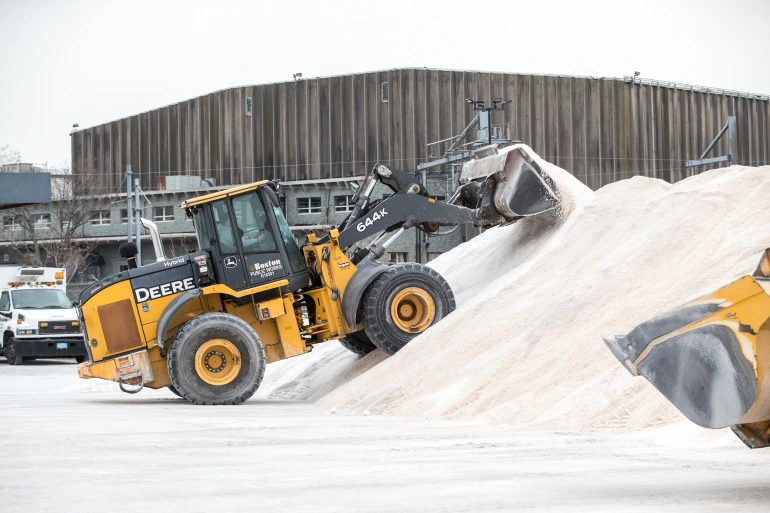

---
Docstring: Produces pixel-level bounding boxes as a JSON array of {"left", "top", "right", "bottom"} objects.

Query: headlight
[{"left": 17, "top": 329, "right": 37, "bottom": 335}]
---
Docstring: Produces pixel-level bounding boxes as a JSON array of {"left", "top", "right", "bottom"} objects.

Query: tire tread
[
  {"left": 361, "top": 263, "right": 455, "bottom": 355},
  {"left": 167, "top": 312, "right": 266, "bottom": 405}
]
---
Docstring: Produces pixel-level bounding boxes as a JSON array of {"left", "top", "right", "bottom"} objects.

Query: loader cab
[{"left": 187, "top": 183, "right": 309, "bottom": 293}]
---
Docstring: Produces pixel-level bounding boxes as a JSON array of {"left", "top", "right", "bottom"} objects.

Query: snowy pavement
[{"left": 2, "top": 359, "right": 770, "bottom": 512}]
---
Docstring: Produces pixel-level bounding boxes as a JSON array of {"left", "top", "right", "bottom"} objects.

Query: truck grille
[{"left": 39, "top": 321, "right": 81, "bottom": 335}]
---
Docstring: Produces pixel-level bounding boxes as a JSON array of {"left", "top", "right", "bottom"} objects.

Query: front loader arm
[{"left": 336, "top": 193, "right": 481, "bottom": 249}]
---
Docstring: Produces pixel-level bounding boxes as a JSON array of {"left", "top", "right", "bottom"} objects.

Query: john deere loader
[
  {"left": 604, "top": 248, "right": 770, "bottom": 448},
  {"left": 77, "top": 145, "right": 560, "bottom": 405}
]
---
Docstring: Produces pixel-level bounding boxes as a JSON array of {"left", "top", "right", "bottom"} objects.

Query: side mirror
[
  {"left": 119, "top": 242, "right": 139, "bottom": 270},
  {"left": 0, "top": 311, "right": 10, "bottom": 318}
]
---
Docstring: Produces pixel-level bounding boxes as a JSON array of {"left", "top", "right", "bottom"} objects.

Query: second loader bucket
[
  {"left": 456, "top": 145, "right": 559, "bottom": 225},
  {"left": 604, "top": 248, "right": 770, "bottom": 448}
]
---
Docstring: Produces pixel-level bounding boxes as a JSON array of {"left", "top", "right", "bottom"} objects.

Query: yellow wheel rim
[
  {"left": 390, "top": 287, "right": 436, "bottom": 334},
  {"left": 194, "top": 339, "right": 242, "bottom": 386}
]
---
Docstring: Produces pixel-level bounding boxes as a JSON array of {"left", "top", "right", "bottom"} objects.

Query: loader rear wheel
[
  {"left": 167, "top": 313, "right": 266, "bottom": 405},
  {"left": 339, "top": 331, "right": 377, "bottom": 357},
  {"left": 361, "top": 263, "right": 455, "bottom": 355},
  {"left": 4, "top": 338, "right": 23, "bottom": 366}
]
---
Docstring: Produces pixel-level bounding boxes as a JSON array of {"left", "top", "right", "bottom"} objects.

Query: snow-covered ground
[{"left": 3, "top": 359, "right": 770, "bottom": 513}]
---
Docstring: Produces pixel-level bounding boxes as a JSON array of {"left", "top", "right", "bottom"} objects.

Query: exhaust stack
[{"left": 140, "top": 217, "right": 166, "bottom": 262}]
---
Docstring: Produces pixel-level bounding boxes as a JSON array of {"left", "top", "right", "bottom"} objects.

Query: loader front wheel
[
  {"left": 167, "top": 313, "right": 266, "bottom": 405},
  {"left": 339, "top": 331, "right": 377, "bottom": 357},
  {"left": 361, "top": 263, "right": 455, "bottom": 355}
]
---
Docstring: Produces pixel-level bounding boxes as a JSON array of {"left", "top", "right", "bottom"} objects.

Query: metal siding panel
[
  {"left": 543, "top": 76, "right": 557, "bottom": 167},
  {"left": 341, "top": 75, "right": 354, "bottom": 178},
  {"left": 318, "top": 79, "right": 330, "bottom": 179},
  {"left": 261, "top": 85, "right": 274, "bottom": 182},
  {"left": 368, "top": 72, "right": 382, "bottom": 168},
  {"left": 329, "top": 76, "right": 342, "bottom": 178},
  {"left": 587, "top": 78, "right": 602, "bottom": 189},
  {"left": 353, "top": 73, "right": 367, "bottom": 174},
  {"left": 251, "top": 86, "right": 263, "bottom": 182},
  {"left": 307, "top": 80, "right": 318, "bottom": 180},
  {"left": 273, "top": 83, "right": 286, "bottom": 181}
]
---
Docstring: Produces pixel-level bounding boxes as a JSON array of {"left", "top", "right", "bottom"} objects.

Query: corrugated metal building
[{"left": 71, "top": 68, "right": 769, "bottom": 192}]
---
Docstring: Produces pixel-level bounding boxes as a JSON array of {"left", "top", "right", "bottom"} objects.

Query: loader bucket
[
  {"left": 604, "top": 248, "right": 770, "bottom": 447},
  {"left": 458, "top": 145, "right": 559, "bottom": 224}
]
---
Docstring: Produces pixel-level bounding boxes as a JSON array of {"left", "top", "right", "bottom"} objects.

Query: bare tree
[
  {"left": 4, "top": 166, "right": 110, "bottom": 283},
  {"left": 0, "top": 144, "right": 21, "bottom": 169},
  {"left": 166, "top": 234, "right": 196, "bottom": 258}
]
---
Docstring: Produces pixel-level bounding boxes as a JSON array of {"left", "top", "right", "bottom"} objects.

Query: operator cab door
[
  {"left": 231, "top": 191, "right": 287, "bottom": 287},
  {"left": 210, "top": 192, "right": 287, "bottom": 291}
]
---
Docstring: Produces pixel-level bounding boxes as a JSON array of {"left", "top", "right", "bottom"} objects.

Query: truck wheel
[
  {"left": 361, "top": 263, "right": 455, "bottom": 355},
  {"left": 4, "top": 338, "right": 23, "bottom": 366},
  {"left": 75, "top": 355, "right": 87, "bottom": 364},
  {"left": 339, "top": 331, "right": 377, "bottom": 357},
  {"left": 167, "top": 312, "right": 266, "bottom": 405},
  {"left": 167, "top": 384, "right": 182, "bottom": 397}
]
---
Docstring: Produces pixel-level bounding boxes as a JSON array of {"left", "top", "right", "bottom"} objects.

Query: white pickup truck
[{"left": 0, "top": 267, "right": 87, "bottom": 365}]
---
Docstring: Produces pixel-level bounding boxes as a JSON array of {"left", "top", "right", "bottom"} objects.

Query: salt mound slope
[
  {"left": 257, "top": 146, "right": 590, "bottom": 401},
  {"left": 317, "top": 162, "right": 770, "bottom": 433}
]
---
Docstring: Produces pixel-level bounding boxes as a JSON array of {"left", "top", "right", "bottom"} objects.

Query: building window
[
  {"left": 91, "top": 210, "right": 111, "bottom": 226},
  {"left": 388, "top": 252, "right": 407, "bottom": 264},
  {"left": 381, "top": 82, "right": 389, "bottom": 103},
  {"left": 153, "top": 206, "right": 175, "bottom": 223},
  {"left": 334, "top": 195, "right": 354, "bottom": 213},
  {"left": 3, "top": 217, "right": 21, "bottom": 232},
  {"left": 59, "top": 214, "right": 71, "bottom": 232},
  {"left": 297, "top": 197, "right": 322, "bottom": 215},
  {"left": 121, "top": 209, "right": 128, "bottom": 224},
  {"left": 245, "top": 97, "right": 252, "bottom": 116},
  {"left": 427, "top": 252, "right": 443, "bottom": 262},
  {"left": 33, "top": 213, "right": 51, "bottom": 230}
]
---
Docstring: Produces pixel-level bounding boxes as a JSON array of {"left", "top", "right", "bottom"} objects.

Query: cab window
[
  {"left": 231, "top": 192, "right": 277, "bottom": 254},
  {"left": 271, "top": 203, "right": 306, "bottom": 273},
  {"left": 212, "top": 200, "right": 237, "bottom": 255},
  {"left": 192, "top": 208, "right": 210, "bottom": 251},
  {"left": 0, "top": 291, "right": 9, "bottom": 312}
]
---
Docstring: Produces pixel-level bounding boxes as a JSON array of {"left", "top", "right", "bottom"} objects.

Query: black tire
[
  {"left": 75, "top": 355, "right": 87, "bottom": 364},
  {"left": 167, "top": 384, "right": 182, "bottom": 397},
  {"left": 361, "top": 263, "right": 455, "bottom": 355},
  {"left": 167, "top": 312, "right": 266, "bottom": 405},
  {"left": 4, "top": 338, "right": 23, "bottom": 365},
  {"left": 339, "top": 331, "right": 377, "bottom": 357}
]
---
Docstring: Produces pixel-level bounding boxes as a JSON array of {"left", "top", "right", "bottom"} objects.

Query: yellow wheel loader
[
  {"left": 604, "top": 248, "right": 770, "bottom": 448},
  {"left": 77, "top": 145, "right": 560, "bottom": 405}
]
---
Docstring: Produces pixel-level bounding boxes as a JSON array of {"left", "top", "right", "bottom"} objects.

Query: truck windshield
[{"left": 12, "top": 289, "right": 72, "bottom": 309}]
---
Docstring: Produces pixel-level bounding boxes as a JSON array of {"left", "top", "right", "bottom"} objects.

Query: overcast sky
[{"left": 1, "top": 0, "right": 768, "bottom": 166}]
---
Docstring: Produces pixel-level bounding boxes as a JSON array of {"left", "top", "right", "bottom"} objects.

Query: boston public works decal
[{"left": 249, "top": 259, "right": 283, "bottom": 280}]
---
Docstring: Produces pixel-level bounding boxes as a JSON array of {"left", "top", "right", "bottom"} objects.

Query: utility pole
[
  {"left": 126, "top": 165, "right": 133, "bottom": 243},
  {"left": 134, "top": 177, "right": 141, "bottom": 265}
]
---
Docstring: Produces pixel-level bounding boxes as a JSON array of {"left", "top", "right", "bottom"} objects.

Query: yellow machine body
[
  {"left": 604, "top": 248, "right": 770, "bottom": 448},
  {"left": 77, "top": 228, "right": 359, "bottom": 391}
]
